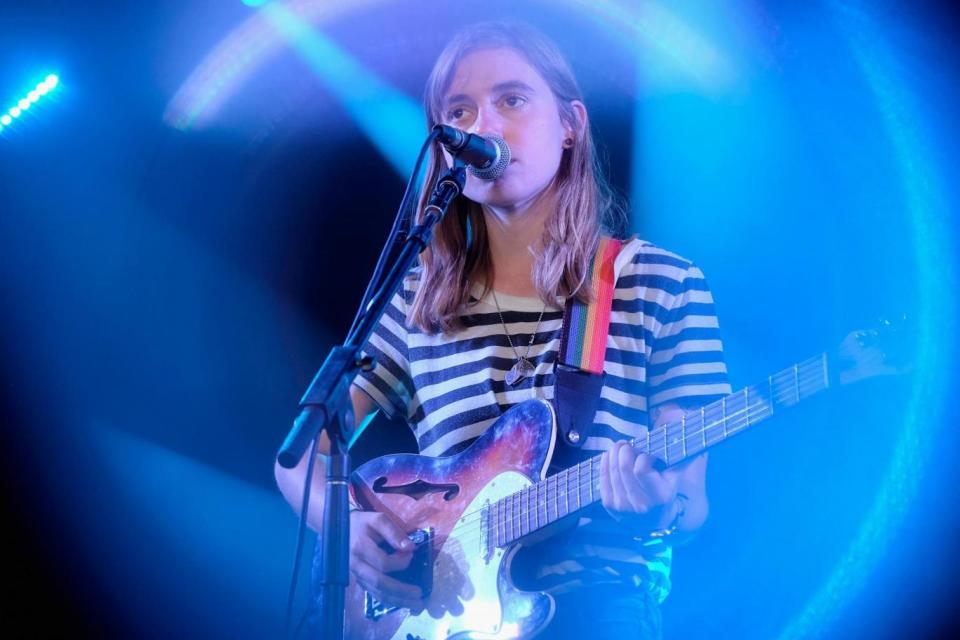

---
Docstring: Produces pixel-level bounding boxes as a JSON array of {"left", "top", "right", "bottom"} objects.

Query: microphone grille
[{"left": 469, "top": 135, "right": 511, "bottom": 181}]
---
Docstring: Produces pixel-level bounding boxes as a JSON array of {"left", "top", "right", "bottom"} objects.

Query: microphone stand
[{"left": 276, "top": 157, "right": 467, "bottom": 640}]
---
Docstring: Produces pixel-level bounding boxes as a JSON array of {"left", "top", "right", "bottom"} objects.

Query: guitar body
[{"left": 345, "top": 399, "right": 558, "bottom": 640}]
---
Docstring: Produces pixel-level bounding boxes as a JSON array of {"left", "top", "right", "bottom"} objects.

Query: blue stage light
[{"left": 1, "top": 73, "right": 60, "bottom": 135}]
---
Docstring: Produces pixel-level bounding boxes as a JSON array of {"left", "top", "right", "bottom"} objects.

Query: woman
[{"left": 276, "top": 21, "right": 730, "bottom": 638}]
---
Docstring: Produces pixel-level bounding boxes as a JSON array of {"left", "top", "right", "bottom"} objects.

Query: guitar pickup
[{"left": 364, "top": 528, "right": 433, "bottom": 621}]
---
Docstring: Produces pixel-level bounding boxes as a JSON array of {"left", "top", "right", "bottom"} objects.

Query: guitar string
[
  {"left": 415, "top": 366, "right": 825, "bottom": 548},
  {"left": 398, "top": 366, "right": 826, "bottom": 553},
  {"left": 427, "top": 385, "right": 821, "bottom": 559},
  {"left": 393, "top": 366, "right": 828, "bottom": 554},
  {"left": 441, "top": 376, "right": 823, "bottom": 552}
]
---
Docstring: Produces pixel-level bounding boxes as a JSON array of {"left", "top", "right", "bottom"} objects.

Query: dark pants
[{"left": 544, "top": 583, "right": 663, "bottom": 639}]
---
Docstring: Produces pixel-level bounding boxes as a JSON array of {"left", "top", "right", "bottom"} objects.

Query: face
[{"left": 440, "top": 47, "right": 577, "bottom": 210}]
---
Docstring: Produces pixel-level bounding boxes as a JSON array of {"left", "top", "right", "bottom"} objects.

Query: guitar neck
[{"left": 490, "top": 352, "right": 831, "bottom": 547}]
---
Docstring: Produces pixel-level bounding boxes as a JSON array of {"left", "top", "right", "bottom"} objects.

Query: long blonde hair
[{"left": 409, "top": 22, "right": 626, "bottom": 334}]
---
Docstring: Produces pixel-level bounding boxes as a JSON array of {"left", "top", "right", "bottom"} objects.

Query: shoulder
[{"left": 614, "top": 237, "right": 707, "bottom": 290}]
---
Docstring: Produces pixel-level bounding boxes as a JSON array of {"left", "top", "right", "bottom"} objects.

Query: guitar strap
[{"left": 552, "top": 236, "right": 623, "bottom": 461}]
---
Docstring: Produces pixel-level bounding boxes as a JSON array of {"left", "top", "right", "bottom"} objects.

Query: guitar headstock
[{"left": 836, "top": 314, "right": 912, "bottom": 385}]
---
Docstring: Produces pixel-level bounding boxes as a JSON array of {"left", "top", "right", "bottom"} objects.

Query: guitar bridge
[{"left": 364, "top": 527, "right": 433, "bottom": 621}]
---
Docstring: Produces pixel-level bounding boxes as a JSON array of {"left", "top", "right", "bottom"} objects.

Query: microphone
[{"left": 433, "top": 124, "right": 511, "bottom": 180}]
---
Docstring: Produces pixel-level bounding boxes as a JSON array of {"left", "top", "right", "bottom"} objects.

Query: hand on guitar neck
[{"left": 599, "top": 402, "right": 709, "bottom": 542}]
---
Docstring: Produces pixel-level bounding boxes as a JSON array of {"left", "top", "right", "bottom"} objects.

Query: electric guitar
[{"left": 343, "top": 323, "right": 906, "bottom": 639}]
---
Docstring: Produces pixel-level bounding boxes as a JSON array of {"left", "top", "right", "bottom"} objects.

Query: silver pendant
[{"left": 506, "top": 358, "right": 535, "bottom": 386}]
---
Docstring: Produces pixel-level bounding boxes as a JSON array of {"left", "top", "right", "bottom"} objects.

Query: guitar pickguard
[{"left": 391, "top": 471, "right": 553, "bottom": 640}]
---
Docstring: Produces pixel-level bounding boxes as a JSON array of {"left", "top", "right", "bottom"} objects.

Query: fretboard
[{"left": 487, "top": 352, "right": 831, "bottom": 548}]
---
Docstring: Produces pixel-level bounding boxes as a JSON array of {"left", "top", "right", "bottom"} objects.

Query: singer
[{"left": 276, "top": 21, "right": 731, "bottom": 639}]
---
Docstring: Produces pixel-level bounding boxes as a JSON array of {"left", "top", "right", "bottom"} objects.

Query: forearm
[
  {"left": 274, "top": 452, "right": 328, "bottom": 532},
  {"left": 667, "top": 488, "right": 708, "bottom": 546},
  {"left": 274, "top": 386, "right": 376, "bottom": 531}
]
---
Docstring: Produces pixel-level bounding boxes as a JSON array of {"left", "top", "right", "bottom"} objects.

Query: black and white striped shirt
[{"left": 354, "top": 238, "right": 731, "bottom": 599}]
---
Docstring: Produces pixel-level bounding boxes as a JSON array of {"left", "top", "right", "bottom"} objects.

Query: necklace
[{"left": 491, "top": 290, "right": 546, "bottom": 386}]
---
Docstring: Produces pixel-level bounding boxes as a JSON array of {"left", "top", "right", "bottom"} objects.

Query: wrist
[{"left": 637, "top": 493, "right": 688, "bottom": 542}]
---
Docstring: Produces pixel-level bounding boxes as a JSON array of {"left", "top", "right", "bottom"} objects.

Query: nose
[{"left": 469, "top": 106, "right": 503, "bottom": 137}]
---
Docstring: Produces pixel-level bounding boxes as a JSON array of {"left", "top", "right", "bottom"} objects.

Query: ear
[{"left": 563, "top": 100, "right": 588, "bottom": 146}]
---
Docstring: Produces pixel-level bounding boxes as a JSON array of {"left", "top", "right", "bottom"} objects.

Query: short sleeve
[
  {"left": 352, "top": 289, "right": 415, "bottom": 420},
  {"left": 646, "top": 263, "right": 732, "bottom": 411}
]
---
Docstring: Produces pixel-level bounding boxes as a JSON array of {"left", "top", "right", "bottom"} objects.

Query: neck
[{"left": 482, "top": 188, "right": 556, "bottom": 297}]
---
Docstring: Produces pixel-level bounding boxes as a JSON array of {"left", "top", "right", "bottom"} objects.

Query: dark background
[{"left": 1, "top": 0, "right": 958, "bottom": 637}]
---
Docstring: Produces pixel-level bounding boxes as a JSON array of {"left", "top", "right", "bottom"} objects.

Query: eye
[
  {"left": 445, "top": 105, "right": 472, "bottom": 123},
  {"left": 501, "top": 94, "right": 527, "bottom": 108}
]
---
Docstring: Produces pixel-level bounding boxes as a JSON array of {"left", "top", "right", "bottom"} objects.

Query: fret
[
  {"left": 502, "top": 498, "right": 507, "bottom": 545},
  {"left": 663, "top": 425, "right": 669, "bottom": 464},
  {"left": 793, "top": 364, "right": 800, "bottom": 403},
  {"left": 744, "top": 387, "right": 750, "bottom": 427},
  {"left": 563, "top": 470, "right": 570, "bottom": 516},
  {"left": 504, "top": 496, "right": 509, "bottom": 543},
  {"left": 552, "top": 475, "right": 558, "bottom": 522},
  {"left": 504, "top": 495, "right": 511, "bottom": 542},
  {"left": 528, "top": 488, "right": 533, "bottom": 535},
  {"left": 541, "top": 481, "right": 547, "bottom": 527},
  {"left": 514, "top": 493, "right": 520, "bottom": 539},
  {"left": 587, "top": 458, "right": 597, "bottom": 504},
  {"left": 517, "top": 489, "right": 527, "bottom": 536},
  {"left": 701, "top": 406, "right": 706, "bottom": 448},
  {"left": 534, "top": 482, "right": 540, "bottom": 531},
  {"left": 524, "top": 489, "right": 530, "bottom": 535},
  {"left": 531, "top": 485, "right": 537, "bottom": 531},
  {"left": 821, "top": 352, "right": 830, "bottom": 390},
  {"left": 498, "top": 498, "right": 504, "bottom": 544},
  {"left": 512, "top": 493, "right": 519, "bottom": 540},
  {"left": 556, "top": 473, "right": 564, "bottom": 519},
  {"left": 574, "top": 465, "right": 582, "bottom": 511},
  {"left": 722, "top": 397, "right": 728, "bottom": 438},
  {"left": 529, "top": 488, "right": 534, "bottom": 533},
  {"left": 681, "top": 414, "right": 687, "bottom": 458},
  {"left": 768, "top": 374, "right": 775, "bottom": 412},
  {"left": 645, "top": 428, "right": 651, "bottom": 455}
]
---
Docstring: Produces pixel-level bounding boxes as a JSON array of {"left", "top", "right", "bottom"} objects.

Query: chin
[{"left": 463, "top": 177, "right": 530, "bottom": 208}]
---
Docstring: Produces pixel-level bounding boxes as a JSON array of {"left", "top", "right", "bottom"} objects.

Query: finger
[
  {"left": 632, "top": 452, "right": 653, "bottom": 478},
  {"left": 352, "top": 559, "right": 423, "bottom": 606},
  {"left": 355, "top": 541, "right": 413, "bottom": 574},
  {"left": 599, "top": 449, "right": 614, "bottom": 510},
  {"left": 617, "top": 442, "right": 650, "bottom": 514},
  {"left": 611, "top": 441, "right": 634, "bottom": 513},
  {"left": 633, "top": 456, "right": 675, "bottom": 506},
  {"left": 367, "top": 513, "right": 414, "bottom": 552},
  {"left": 630, "top": 454, "right": 659, "bottom": 506}
]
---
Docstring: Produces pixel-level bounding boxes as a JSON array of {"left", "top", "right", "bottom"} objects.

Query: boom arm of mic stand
[{"left": 275, "top": 161, "right": 466, "bottom": 640}]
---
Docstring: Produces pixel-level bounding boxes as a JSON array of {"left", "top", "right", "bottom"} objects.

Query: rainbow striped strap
[{"left": 558, "top": 236, "right": 624, "bottom": 374}]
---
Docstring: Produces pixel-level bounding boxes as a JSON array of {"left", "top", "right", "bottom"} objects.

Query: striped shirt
[{"left": 353, "top": 237, "right": 731, "bottom": 601}]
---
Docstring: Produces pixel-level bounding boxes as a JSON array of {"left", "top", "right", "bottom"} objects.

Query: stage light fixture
[{"left": 1, "top": 73, "right": 60, "bottom": 135}]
